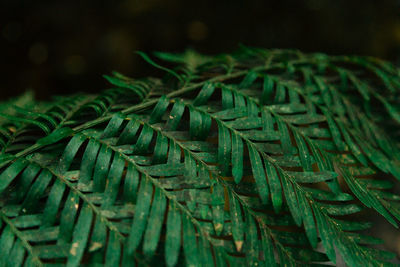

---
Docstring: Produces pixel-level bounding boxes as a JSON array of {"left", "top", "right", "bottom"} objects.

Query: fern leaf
[{"left": 1, "top": 47, "right": 399, "bottom": 266}]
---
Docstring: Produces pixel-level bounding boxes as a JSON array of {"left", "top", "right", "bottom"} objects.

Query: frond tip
[{"left": 0, "top": 47, "right": 399, "bottom": 267}]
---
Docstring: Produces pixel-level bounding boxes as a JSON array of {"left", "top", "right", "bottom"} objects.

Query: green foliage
[{"left": 0, "top": 47, "right": 400, "bottom": 266}]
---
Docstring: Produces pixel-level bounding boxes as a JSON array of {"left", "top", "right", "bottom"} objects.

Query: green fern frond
[{"left": 0, "top": 47, "right": 399, "bottom": 266}]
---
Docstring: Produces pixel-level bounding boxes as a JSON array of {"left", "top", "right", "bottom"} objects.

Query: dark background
[
  {"left": 2, "top": 0, "right": 400, "bottom": 101},
  {"left": 1, "top": 0, "right": 400, "bottom": 258}
]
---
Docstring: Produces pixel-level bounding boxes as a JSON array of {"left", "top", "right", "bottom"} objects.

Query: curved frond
[{"left": 0, "top": 47, "right": 399, "bottom": 266}]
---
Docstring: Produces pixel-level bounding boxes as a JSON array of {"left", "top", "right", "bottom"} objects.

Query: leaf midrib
[
  {"left": 185, "top": 95, "right": 378, "bottom": 265},
  {"left": 125, "top": 113, "right": 302, "bottom": 264}
]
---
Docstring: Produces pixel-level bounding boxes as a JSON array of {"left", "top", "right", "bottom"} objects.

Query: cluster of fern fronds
[{"left": 0, "top": 46, "right": 399, "bottom": 266}]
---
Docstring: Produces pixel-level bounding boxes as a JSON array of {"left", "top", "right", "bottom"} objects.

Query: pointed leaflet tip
[
  {"left": 135, "top": 51, "right": 183, "bottom": 83},
  {"left": 235, "top": 241, "right": 244, "bottom": 252}
]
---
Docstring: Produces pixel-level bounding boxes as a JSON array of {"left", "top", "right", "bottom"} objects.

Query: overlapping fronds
[{"left": 0, "top": 47, "right": 399, "bottom": 266}]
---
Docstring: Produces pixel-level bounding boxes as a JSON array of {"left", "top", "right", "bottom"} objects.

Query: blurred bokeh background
[
  {"left": 1, "top": 0, "right": 400, "bottom": 260},
  {"left": 1, "top": 0, "right": 400, "bottom": 101}
]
